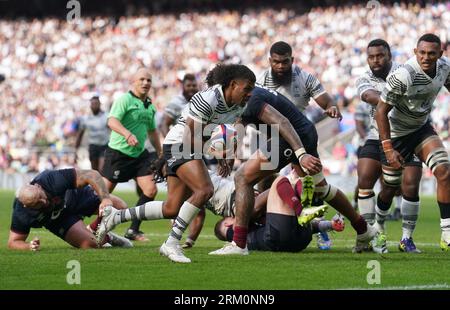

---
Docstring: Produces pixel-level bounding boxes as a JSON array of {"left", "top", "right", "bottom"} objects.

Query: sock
[
  {"left": 89, "top": 216, "right": 101, "bottom": 231},
  {"left": 232, "top": 225, "right": 248, "bottom": 249},
  {"left": 351, "top": 215, "right": 368, "bottom": 235},
  {"left": 438, "top": 202, "right": 450, "bottom": 243},
  {"left": 276, "top": 177, "right": 302, "bottom": 216},
  {"left": 294, "top": 179, "right": 303, "bottom": 199},
  {"left": 318, "top": 220, "right": 333, "bottom": 233},
  {"left": 116, "top": 201, "right": 164, "bottom": 225},
  {"left": 375, "top": 195, "right": 391, "bottom": 233},
  {"left": 167, "top": 201, "right": 200, "bottom": 246},
  {"left": 129, "top": 194, "right": 154, "bottom": 231},
  {"left": 357, "top": 189, "right": 376, "bottom": 225},
  {"left": 401, "top": 196, "right": 419, "bottom": 240},
  {"left": 394, "top": 195, "right": 402, "bottom": 211}
]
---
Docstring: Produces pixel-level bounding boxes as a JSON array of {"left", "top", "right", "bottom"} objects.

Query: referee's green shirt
[{"left": 108, "top": 91, "right": 157, "bottom": 158}]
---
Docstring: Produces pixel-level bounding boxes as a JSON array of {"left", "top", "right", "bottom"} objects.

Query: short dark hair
[
  {"left": 206, "top": 64, "right": 256, "bottom": 88},
  {"left": 417, "top": 33, "right": 441, "bottom": 47},
  {"left": 214, "top": 219, "right": 227, "bottom": 241},
  {"left": 270, "top": 41, "right": 292, "bottom": 56},
  {"left": 90, "top": 95, "right": 100, "bottom": 101},
  {"left": 367, "top": 39, "right": 391, "bottom": 56},
  {"left": 182, "top": 73, "right": 196, "bottom": 83}
]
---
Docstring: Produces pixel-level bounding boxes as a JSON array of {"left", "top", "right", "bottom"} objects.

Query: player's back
[{"left": 243, "top": 85, "right": 314, "bottom": 133}]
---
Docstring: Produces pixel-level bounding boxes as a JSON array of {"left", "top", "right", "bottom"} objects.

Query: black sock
[
  {"left": 438, "top": 202, "right": 450, "bottom": 219},
  {"left": 377, "top": 195, "right": 391, "bottom": 211},
  {"left": 129, "top": 194, "right": 154, "bottom": 231}
]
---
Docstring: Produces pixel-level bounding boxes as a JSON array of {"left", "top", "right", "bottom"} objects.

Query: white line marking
[{"left": 340, "top": 283, "right": 450, "bottom": 290}]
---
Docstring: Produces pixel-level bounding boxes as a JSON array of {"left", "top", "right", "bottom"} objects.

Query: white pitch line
[{"left": 340, "top": 283, "right": 450, "bottom": 290}]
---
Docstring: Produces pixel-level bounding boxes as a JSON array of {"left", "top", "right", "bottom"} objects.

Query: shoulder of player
[
  {"left": 191, "top": 86, "right": 220, "bottom": 108},
  {"left": 386, "top": 64, "right": 412, "bottom": 86},
  {"left": 256, "top": 69, "right": 270, "bottom": 84},
  {"left": 438, "top": 56, "right": 450, "bottom": 71}
]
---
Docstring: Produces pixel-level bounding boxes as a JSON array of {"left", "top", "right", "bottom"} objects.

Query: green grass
[{"left": 0, "top": 190, "right": 449, "bottom": 290}]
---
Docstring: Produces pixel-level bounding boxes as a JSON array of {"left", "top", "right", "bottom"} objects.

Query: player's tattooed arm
[{"left": 75, "top": 169, "right": 112, "bottom": 202}]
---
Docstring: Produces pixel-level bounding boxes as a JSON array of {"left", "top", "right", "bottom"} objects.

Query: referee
[{"left": 102, "top": 67, "right": 161, "bottom": 241}]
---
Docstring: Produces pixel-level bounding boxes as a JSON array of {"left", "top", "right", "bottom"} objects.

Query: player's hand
[
  {"left": 29, "top": 237, "right": 40, "bottom": 251},
  {"left": 181, "top": 240, "right": 194, "bottom": 249},
  {"left": 299, "top": 154, "right": 322, "bottom": 175},
  {"left": 386, "top": 149, "right": 404, "bottom": 169},
  {"left": 126, "top": 134, "right": 139, "bottom": 147},
  {"left": 217, "top": 159, "right": 232, "bottom": 177},
  {"left": 324, "top": 106, "right": 342, "bottom": 121},
  {"left": 99, "top": 198, "right": 114, "bottom": 216}
]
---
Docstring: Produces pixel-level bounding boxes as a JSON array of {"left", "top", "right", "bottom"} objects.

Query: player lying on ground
[
  {"left": 213, "top": 175, "right": 344, "bottom": 252},
  {"left": 355, "top": 39, "right": 423, "bottom": 254},
  {"left": 8, "top": 168, "right": 132, "bottom": 251},
  {"left": 375, "top": 33, "right": 450, "bottom": 251}
]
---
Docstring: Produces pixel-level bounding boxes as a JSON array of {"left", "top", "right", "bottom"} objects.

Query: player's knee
[
  {"left": 142, "top": 185, "right": 158, "bottom": 198},
  {"left": 434, "top": 164, "right": 450, "bottom": 186},
  {"left": 314, "top": 183, "right": 338, "bottom": 202},
  {"left": 382, "top": 167, "right": 402, "bottom": 187},
  {"left": 78, "top": 239, "right": 97, "bottom": 249},
  {"left": 192, "top": 185, "right": 214, "bottom": 205}
]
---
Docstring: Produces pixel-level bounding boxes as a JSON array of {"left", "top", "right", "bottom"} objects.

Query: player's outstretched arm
[
  {"left": 75, "top": 169, "right": 113, "bottom": 212},
  {"left": 8, "top": 230, "right": 39, "bottom": 251},
  {"left": 314, "top": 92, "right": 342, "bottom": 120}
]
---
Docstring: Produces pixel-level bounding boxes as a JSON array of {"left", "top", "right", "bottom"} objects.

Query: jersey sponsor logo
[
  {"left": 51, "top": 209, "right": 62, "bottom": 220},
  {"left": 113, "top": 170, "right": 120, "bottom": 179}
]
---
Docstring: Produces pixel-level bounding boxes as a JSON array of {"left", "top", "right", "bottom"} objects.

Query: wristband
[
  {"left": 381, "top": 139, "right": 393, "bottom": 152},
  {"left": 295, "top": 148, "right": 307, "bottom": 159}
]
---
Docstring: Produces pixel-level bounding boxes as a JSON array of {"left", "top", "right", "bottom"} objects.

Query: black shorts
[
  {"left": 101, "top": 147, "right": 154, "bottom": 183},
  {"left": 380, "top": 122, "right": 436, "bottom": 167},
  {"left": 359, "top": 139, "right": 422, "bottom": 167},
  {"left": 88, "top": 144, "right": 107, "bottom": 161},
  {"left": 247, "top": 213, "right": 312, "bottom": 252},
  {"left": 260, "top": 126, "right": 319, "bottom": 171},
  {"left": 44, "top": 187, "right": 100, "bottom": 239},
  {"left": 163, "top": 143, "right": 202, "bottom": 177}
]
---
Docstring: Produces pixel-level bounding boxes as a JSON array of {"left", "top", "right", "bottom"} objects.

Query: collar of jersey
[{"left": 128, "top": 91, "right": 152, "bottom": 108}]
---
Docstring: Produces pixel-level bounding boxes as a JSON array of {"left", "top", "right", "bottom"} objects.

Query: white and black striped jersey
[
  {"left": 164, "top": 84, "right": 244, "bottom": 145},
  {"left": 164, "top": 94, "right": 188, "bottom": 121},
  {"left": 380, "top": 56, "right": 450, "bottom": 138},
  {"left": 257, "top": 65, "right": 326, "bottom": 112},
  {"left": 355, "top": 62, "right": 400, "bottom": 140},
  {"left": 79, "top": 111, "right": 110, "bottom": 146},
  {"left": 204, "top": 171, "right": 235, "bottom": 217}
]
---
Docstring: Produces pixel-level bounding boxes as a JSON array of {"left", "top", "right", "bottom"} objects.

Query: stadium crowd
[{"left": 0, "top": 1, "right": 449, "bottom": 174}]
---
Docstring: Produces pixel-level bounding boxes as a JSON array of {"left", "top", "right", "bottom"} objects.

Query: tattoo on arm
[{"left": 76, "top": 169, "right": 110, "bottom": 200}]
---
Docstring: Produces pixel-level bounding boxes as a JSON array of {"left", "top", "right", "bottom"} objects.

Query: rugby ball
[{"left": 207, "top": 124, "right": 237, "bottom": 158}]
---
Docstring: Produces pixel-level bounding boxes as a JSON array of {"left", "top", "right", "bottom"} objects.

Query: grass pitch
[{"left": 0, "top": 190, "right": 449, "bottom": 290}]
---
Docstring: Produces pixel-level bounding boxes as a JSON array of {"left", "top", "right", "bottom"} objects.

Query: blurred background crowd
[{"left": 0, "top": 0, "right": 449, "bottom": 180}]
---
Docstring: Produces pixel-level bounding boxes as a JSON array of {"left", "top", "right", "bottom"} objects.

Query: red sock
[
  {"left": 276, "top": 177, "right": 302, "bottom": 216},
  {"left": 351, "top": 216, "right": 368, "bottom": 235},
  {"left": 89, "top": 216, "right": 102, "bottom": 232},
  {"left": 294, "top": 179, "right": 303, "bottom": 199},
  {"left": 232, "top": 226, "right": 248, "bottom": 249}
]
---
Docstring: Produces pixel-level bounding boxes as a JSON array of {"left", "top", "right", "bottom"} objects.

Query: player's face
[
  {"left": 414, "top": 41, "right": 443, "bottom": 73},
  {"left": 133, "top": 71, "right": 152, "bottom": 97},
  {"left": 367, "top": 46, "right": 391, "bottom": 74},
  {"left": 182, "top": 80, "right": 198, "bottom": 101},
  {"left": 269, "top": 53, "right": 293, "bottom": 80},
  {"left": 229, "top": 79, "right": 255, "bottom": 107},
  {"left": 90, "top": 99, "right": 101, "bottom": 114}
]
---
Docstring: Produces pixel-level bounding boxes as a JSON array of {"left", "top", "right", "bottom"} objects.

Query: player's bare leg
[{"left": 416, "top": 136, "right": 450, "bottom": 250}]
